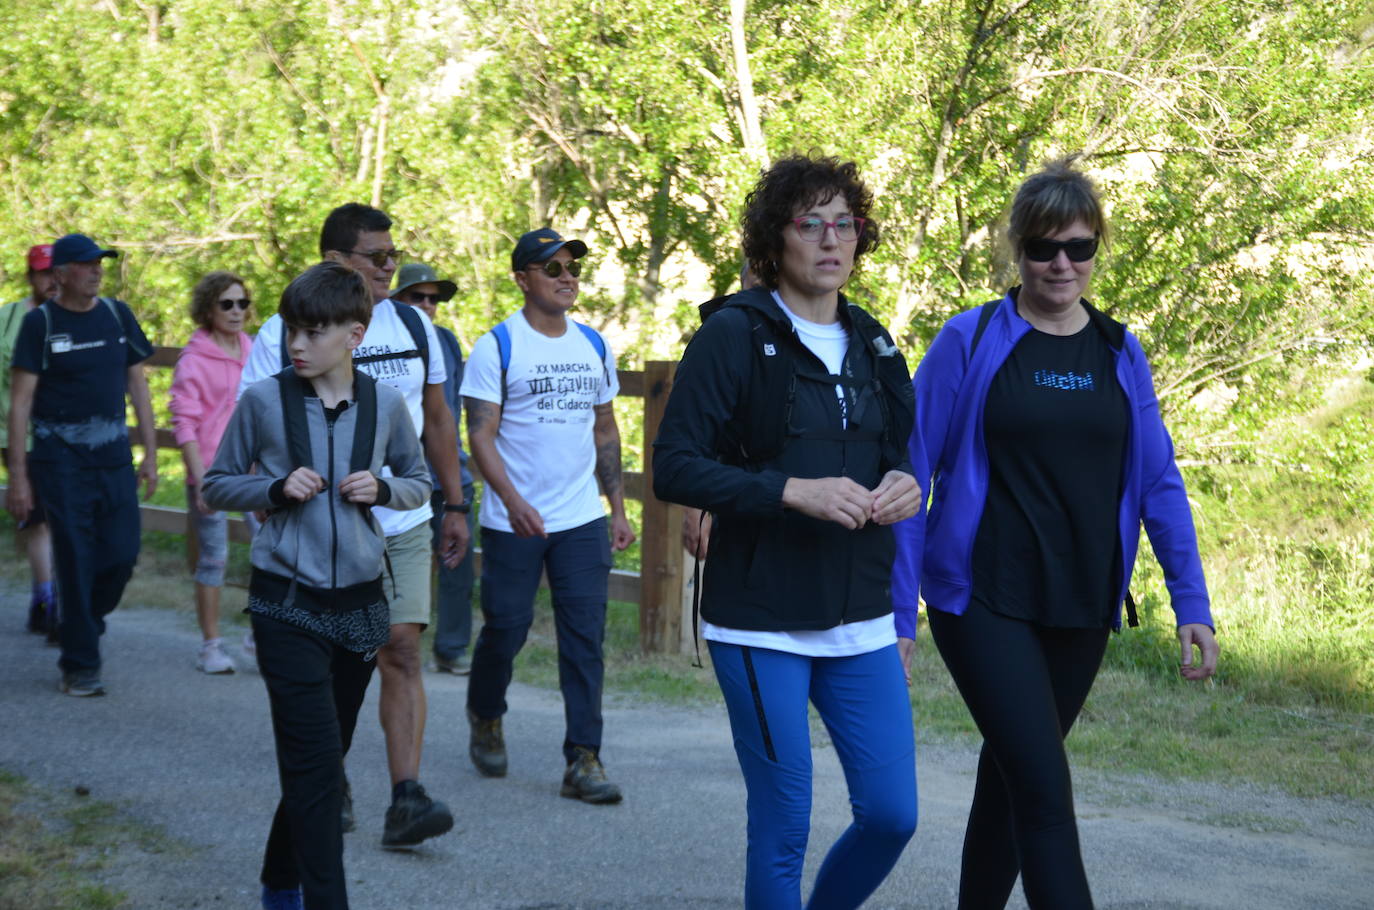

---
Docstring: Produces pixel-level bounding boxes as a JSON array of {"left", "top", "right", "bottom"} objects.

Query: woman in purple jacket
[{"left": 892, "top": 159, "right": 1219, "bottom": 909}]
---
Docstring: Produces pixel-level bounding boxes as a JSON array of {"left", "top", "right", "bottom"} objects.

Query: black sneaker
[
  {"left": 381, "top": 782, "right": 453, "bottom": 849},
  {"left": 467, "top": 709, "right": 507, "bottom": 778},
  {"left": 60, "top": 671, "right": 105, "bottom": 697},
  {"left": 26, "top": 599, "right": 45, "bottom": 634},
  {"left": 44, "top": 601, "right": 59, "bottom": 646},
  {"left": 340, "top": 774, "right": 355, "bottom": 833},
  {"left": 560, "top": 747, "right": 623, "bottom": 805}
]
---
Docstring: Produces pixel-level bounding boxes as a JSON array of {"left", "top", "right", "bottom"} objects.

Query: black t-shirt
[
  {"left": 11, "top": 298, "right": 152, "bottom": 467},
  {"left": 971, "top": 321, "right": 1127, "bottom": 628}
]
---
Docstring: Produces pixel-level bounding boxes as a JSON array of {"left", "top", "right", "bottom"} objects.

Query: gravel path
[{"left": 2, "top": 605, "right": 1371, "bottom": 909}]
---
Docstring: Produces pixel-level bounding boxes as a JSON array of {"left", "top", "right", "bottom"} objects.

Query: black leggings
[{"left": 928, "top": 600, "right": 1109, "bottom": 910}]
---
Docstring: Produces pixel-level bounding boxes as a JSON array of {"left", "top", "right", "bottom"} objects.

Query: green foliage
[{"left": 1121, "top": 377, "right": 1374, "bottom": 715}]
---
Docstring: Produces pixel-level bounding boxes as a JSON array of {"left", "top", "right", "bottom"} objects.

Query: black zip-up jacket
[{"left": 652, "top": 287, "right": 914, "bottom": 632}]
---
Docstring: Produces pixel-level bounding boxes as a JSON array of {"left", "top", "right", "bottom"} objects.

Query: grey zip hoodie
[{"left": 202, "top": 371, "right": 430, "bottom": 592}]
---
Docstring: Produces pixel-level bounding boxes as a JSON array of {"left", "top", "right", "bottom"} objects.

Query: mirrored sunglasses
[
  {"left": 529, "top": 259, "right": 582, "bottom": 278},
  {"left": 1022, "top": 236, "right": 1099, "bottom": 263}
]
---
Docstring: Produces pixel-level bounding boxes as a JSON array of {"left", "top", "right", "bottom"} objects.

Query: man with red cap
[
  {"left": 6, "top": 234, "right": 158, "bottom": 696},
  {"left": 0, "top": 244, "right": 57, "bottom": 637}
]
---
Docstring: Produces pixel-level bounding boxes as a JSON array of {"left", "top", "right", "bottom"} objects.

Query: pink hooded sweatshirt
[{"left": 169, "top": 328, "right": 253, "bottom": 467}]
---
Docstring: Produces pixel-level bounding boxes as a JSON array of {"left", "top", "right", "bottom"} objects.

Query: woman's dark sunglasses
[
  {"left": 218, "top": 297, "right": 252, "bottom": 311},
  {"left": 528, "top": 260, "right": 582, "bottom": 278},
  {"left": 1022, "top": 236, "right": 1098, "bottom": 263},
  {"left": 405, "top": 292, "right": 443, "bottom": 304}
]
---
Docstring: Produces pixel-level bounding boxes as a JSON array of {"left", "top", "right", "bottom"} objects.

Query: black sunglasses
[
  {"left": 342, "top": 248, "right": 404, "bottom": 268},
  {"left": 404, "top": 292, "right": 443, "bottom": 304},
  {"left": 528, "top": 259, "right": 582, "bottom": 278},
  {"left": 218, "top": 297, "right": 252, "bottom": 311},
  {"left": 1022, "top": 236, "right": 1099, "bottom": 263}
]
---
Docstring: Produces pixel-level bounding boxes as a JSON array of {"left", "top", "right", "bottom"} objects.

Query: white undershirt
[{"left": 702, "top": 293, "right": 898, "bottom": 658}]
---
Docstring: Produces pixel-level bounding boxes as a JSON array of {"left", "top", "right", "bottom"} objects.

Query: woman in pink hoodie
[{"left": 170, "top": 271, "right": 254, "bottom": 674}]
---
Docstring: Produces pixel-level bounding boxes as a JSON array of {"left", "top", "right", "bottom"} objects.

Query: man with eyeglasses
[
  {"left": 239, "top": 204, "right": 468, "bottom": 849},
  {"left": 461, "top": 228, "right": 635, "bottom": 804},
  {"left": 6, "top": 234, "right": 158, "bottom": 697},
  {"left": 392, "top": 263, "right": 477, "bottom": 676}
]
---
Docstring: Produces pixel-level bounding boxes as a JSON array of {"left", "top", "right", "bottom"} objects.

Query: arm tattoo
[
  {"left": 465, "top": 398, "right": 500, "bottom": 436},
  {"left": 593, "top": 402, "right": 622, "bottom": 496},
  {"left": 595, "top": 437, "right": 622, "bottom": 496}
]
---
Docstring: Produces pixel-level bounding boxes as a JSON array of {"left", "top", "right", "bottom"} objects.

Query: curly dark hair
[
  {"left": 189, "top": 270, "right": 250, "bottom": 330},
  {"left": 740, "top": 154, "right": 880, "bottom": 290}
]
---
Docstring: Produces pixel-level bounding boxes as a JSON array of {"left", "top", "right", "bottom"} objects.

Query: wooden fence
[{"left": 124, "top": 347, "right": 693, "bottom": 655}]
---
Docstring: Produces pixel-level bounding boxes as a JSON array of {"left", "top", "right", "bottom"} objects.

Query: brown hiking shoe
[
  {"left": 468, "top": 709, "right": 507, "bottom": 778},
  {"left": 560, "top": 747, "right": 623, "bottom": 805}
]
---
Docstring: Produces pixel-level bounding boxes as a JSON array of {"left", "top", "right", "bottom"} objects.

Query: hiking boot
[
  {"left": 434, "top": 653, "right": 471, "bottom": 675},
  {"left": 340, "top": 774, "right": 355, "bottom": 833},
  {"left": 196, "top": 638, "right": 237, "bottom": 675},
  {"left": 260, "top": 885, "right": 303, "bottom": 910},
  {"left": 60, "top": 671, "right": 105, "bottom": 698},
  {"left": 381, "top": 781, "right": 453, "bottom": 849},
  {"left": 468, "top": 709, "right": 507, "bottom": 778},
  {"left": 560, "top": 747, "right": 623, "bottom": 805}
]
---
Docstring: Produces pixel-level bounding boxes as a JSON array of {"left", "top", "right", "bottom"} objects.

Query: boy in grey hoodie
[{"left": 204, "top": 262, "right": 431, "bottom": 910}]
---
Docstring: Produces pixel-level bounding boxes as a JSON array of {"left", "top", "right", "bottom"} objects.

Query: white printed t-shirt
[
  {"left": 702, "top": 292, "right": 899, "bottom": 658},
  {"left": 461, "top": 310, "right": 617, "bottom": 534},
  {"left": 237, "top": 299, "right": 446, "bottom": 537}
]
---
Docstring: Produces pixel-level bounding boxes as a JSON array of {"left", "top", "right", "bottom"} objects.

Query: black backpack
[
  {"left": 703, "top": 291, "right": 914, "bottom": 473},
  {"left": 279, "top": 301, "right": 429, "bottom": 376},
  {"left": 274, "top": 367, "right": 378, "bottom": 478}
]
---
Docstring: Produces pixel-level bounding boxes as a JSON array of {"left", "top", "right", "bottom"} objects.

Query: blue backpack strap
[
  {"left": 573, "top": 320, "right": 610, "bottom": 388},
  {"left": 492, "top": 322, "right": 512, "bottom": 407}
]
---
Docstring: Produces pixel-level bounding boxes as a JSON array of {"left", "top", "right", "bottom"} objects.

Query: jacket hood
[{"left": 184, "top": 327, "right": 251, "bottom": 364}]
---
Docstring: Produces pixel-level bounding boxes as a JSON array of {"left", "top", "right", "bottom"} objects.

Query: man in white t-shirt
[
  {"left": 461, "top": 228, "right": 635, "bottom": 804},
  {"left": 238, "top": 203, "right": 468, "bottom": 848}
]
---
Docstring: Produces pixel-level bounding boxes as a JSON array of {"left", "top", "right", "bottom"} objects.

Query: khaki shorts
[{"left": 384, "top": 521, "right": 432, "bottom": 627}]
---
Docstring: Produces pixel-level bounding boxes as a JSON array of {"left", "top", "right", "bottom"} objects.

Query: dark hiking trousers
[
  {"left": 253, "top": 614, "right": 377, "bottom": 910},
  {"left": 31, "top": 460, "right": 140, "bottom": 675}
]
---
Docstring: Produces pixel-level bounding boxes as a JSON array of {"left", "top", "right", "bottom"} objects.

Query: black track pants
[{"left": 928, "top": 600, "right": 1109, "bottom": 910}]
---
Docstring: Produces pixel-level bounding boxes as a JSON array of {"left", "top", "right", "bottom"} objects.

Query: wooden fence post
[{"left": 638, "top": 360, "right": 686, "bottom": 654}]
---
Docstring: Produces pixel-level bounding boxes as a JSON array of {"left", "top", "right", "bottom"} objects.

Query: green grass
[{"left": 0, "top": 770, "right": 141, "bottom": 910}]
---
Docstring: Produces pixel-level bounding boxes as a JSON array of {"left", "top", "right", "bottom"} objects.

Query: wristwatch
[{"left": 443, "top": 501, "right": 471, "bottom": 514}]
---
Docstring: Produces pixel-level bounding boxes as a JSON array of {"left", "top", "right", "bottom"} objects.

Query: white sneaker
[{"left": 196, "top": 638, "right": 237, "bottom": 675}]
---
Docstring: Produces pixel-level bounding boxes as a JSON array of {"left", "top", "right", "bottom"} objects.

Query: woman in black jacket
[{"left": 652, "top": 154, "right": 921, "bottom": 910}]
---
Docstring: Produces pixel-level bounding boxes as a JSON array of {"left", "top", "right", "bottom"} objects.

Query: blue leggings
[{"left": 709, "top": 641, "right": 917, "bottom": 910}]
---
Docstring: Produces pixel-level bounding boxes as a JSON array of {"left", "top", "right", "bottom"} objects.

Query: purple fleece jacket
[{"left": 891, "top": 293, "right": 1213, "bottom": 639}]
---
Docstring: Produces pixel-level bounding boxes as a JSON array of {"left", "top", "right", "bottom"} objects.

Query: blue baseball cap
[
  {"left": 51, "top": 233, "right": 118, "bottom": 267},
  {"left": 511, "top": 227, "right": 587, "bottom": 273}
]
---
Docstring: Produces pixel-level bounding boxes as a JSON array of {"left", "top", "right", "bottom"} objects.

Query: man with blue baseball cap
[
  {"left": 462, "top": 227, "right": 635, "bottom": 804},
  {"left": 6, "top": 233, "right": 158, "bottom": 696}
]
